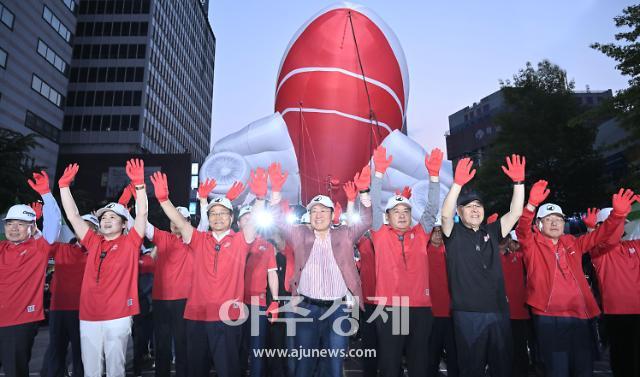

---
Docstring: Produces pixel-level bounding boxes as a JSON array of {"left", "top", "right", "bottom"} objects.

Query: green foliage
[
  {"left": 0, "top": 128, "right": 44, "bottom": 213},
  {"left": 475, "top": 60, "right": 607, "bottom": 216}
]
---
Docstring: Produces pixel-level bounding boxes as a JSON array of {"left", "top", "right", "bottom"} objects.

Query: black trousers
[
  {"left": 360, "top": 304, "right": 379, "bottom": 377},
  {"left": 452, "top": 310, "right": 512, "bottom": 377},
  {"left": 153, "top": 299, "right": 188, "bottom": 377},
  {"left": 511, "top": 319, "right": 532, "bottom": 377},
  {"left": 40, "top": 310, "right": 83, "bottom": 377},
  {"left": 0, "top": 322, "right": 39, "bottom": 377},
  {"left": 534, "top": 315, "right": 594, "bottom": 377},
  {"left": 605, "top": 314, "right": 640, "bottom": 377},
  {"left": 376, "top": 306, "right": 433, "bottom": 377},
  {"left": 186, "top": 319, "right": 242, "bottom": 377},
  {"left": 132, "top": 300, "right": 153, "bottom": 376},
  {"left": 427, "top": 316, "right": 458, "bottom": 377}
]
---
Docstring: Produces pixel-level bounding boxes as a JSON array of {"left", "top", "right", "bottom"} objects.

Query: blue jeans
[{"left": 294, "top": 299, "right": 354, "bottom": 377}]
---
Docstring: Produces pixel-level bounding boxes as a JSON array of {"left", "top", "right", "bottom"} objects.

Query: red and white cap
[
  {"left": 385, "top": 195, "right": 412, "bottom": 211},
  {"left": 207, "top": 197, "right": 233, "bottom": 212},
  {"left": 536, "top": 203, "right": 564, "bottom": 219},
  {"left": 306, "top": 195, "right": 334, "bottom": 211},
  {"left": 96, "top": 202, "right": 130, "bottom": 219}
]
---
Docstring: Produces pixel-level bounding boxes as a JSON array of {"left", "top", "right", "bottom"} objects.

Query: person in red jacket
[
  {"left": 426, "top": 222, "right": 458, "bottom": 377},
  {"left": 368, "top": 146, "right": 443, "bottom": 377},
  {"left": 1, "top": 171, "right": 61, "bottom": 377},
  {"left": 59, "top": 160, "right": 148, "bottom": 377},
  {"left": 41, "top": 214, "right": 97, "bottom": 377},
  {"left": 499, "top": 231, "right": 531, "bottom": 377},
  {"left": 515, "top": 180, "right": 635, "bottom": 377},
  {"left": 355, "top": 232, "right": 378, "bottom": 377},
  {"left": 150, "top": 169, "right": 261, "bottom": 377},
  {"left": 585, "top": 205, "right": 640, "bottom": 377}
]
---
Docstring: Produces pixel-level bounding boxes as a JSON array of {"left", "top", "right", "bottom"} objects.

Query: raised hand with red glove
[
  {"left": 249, "top": 168, "right": 268, "bottom": 199},
  {"left": 28, "top": 170, "right": 51, "bottom": 195},
  {"left": 150, "top": 172, "right": 169, "bottom": 203},
  {"left": 501, "top": 154, "right": 526, "bottom": 183},
  {"left": 268, "top": 162, "right": 288, "bottom": 193},
  {"left": 395, "top": 186, "right": 412, "bottom": 199},
  {"left": 117, "top": 184, "right": 135, "bottom": 207},
  {"left": 486, "top": 213, "right": 499, "bottom": 224},
  {"left": 58, "top": 164, "right": 79, "bottom": 189},
  {"left": 453, "top": 158, "right": 476, "bottom": 186},
  {"left": 425, "top": 148, "right": 444, "bottom": 178},
  {"left": 197, "top": 178, "right": 217, "bottom": 199},
  {"left": 527, "top": 180, "right": 550, "bottom": 208},
  {"left": 343, "top": 181, "right": 357, "bottom": 202},
  {"left": 373, "top": 146, "right": 393, "bottom": 175},
  {"left": 126, "top": 159, "right": 145, "bottom": 186},
  {"left": 612, "top": 188, "right": 636, "bottom": 216},
  {"left": 582, "top": 208, "right": 599, "bottom": 230},
  {"left": 354, "top": 165, "right": 371, "bottom": 192},
  {"left": 225, "top": 181, "right": 245, "bottom": 201},
  {"left": 30, "top": 202, "right": 43, "bottom": 221}
]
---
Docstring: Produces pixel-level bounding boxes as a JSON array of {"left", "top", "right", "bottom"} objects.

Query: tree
[
  {"left": 0, "top": 128, "right": 44, "bottom": 213},
  {"left": 592, "top": 4, "right": 640, "bottom": 141},
  {"left": 474, "top": 60, "right": 608, "bottom": 216}
]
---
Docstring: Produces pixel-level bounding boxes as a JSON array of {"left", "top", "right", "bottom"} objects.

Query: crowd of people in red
[{"left": 0, "top": 149, "right": 638, "bottom": 377}]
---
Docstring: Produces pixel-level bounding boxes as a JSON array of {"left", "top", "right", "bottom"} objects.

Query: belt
[{"left": 300, "top": 295, "right": 345, "bottom": 308}]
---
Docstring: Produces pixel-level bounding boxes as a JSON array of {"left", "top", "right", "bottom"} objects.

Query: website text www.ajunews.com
[{"left": 252, "top": 347, "right": 376, "bottom": 360}]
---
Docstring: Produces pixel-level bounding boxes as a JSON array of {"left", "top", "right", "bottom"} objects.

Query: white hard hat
[
  {"left": 206, "top": 196, "right": 233, "bottom": 212},
  {"left": 537, "top": 203, "right": 565, "bottom": 219},
  {"left": 306, "top": 195, "right": 334, "bottom": 211},
  {"left": 175, "top": 206, "right": 191, "bottom": 219},
  {"left": 81, "top": 214, "right": 99, "bottom": 227},
  {"left": 509, "top": 230, "right": 518, "bottom": 241},
  {"left": 385, "top": 195, "right": 412, "bottom": 211},
  {"left": 596, "top": 208, "right": 613, "bottom": 224},
  {"left": 3, "top": 204, "right": 37, "bottom": 222},
  {"left": 96, "top": 202, "right": 130, "bottom": 220},
  {"left": 238, "top": 205, "right": 252, "bottom": 219}
]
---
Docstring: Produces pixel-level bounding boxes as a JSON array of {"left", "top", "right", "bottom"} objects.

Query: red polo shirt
[
  {"left": 50, "top": 243, "right": 87, "bottom": 311},
  {"left": 591, "top": 240, "right": 640, "bottom": 314},
  {"left": 185, "top": 230, "right": 251, "bottom": 321},
  {"left": 150, "top": 228, "right": 192, "bottom": 300},
  {"left": 79, "top": 229, "right": 143, "bottom": 321},
  {"left": 244, "top": 237, "right": 277, "bottom": 306},
  {"left": 0, "top": 237, "right": 52, "bottom": 327}
]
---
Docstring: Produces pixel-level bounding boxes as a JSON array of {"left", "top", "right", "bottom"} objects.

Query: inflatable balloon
[{"left": 275, "top": 3, "right": 409, "bottom": 205}]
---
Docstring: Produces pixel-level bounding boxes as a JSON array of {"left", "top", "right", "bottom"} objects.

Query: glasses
[{"left": 208, "top": 212, "right": 231, "bottom": 218}]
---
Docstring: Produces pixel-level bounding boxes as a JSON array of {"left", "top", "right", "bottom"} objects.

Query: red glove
[
  {"left": 117, "top": 184, "right": 134, "bottom": 206},
  {"left": 249, "top": 168, "right": 268, "bottom": 198},
  {"left": 28, "top": 170, "right": 51, "bottom": 195},
  {"left": 528, "top": 180, "right": 550, "bottom": 207},
  {"left": 126, "top": 159, "right": 145, "bottom": 186},
  {"left": 582, "top": 208, "right": 599, "bottom": 229},
  {"left": 266, "top": 301, "right": 279, "bottom": 321},
  {"left": 197, "top": 178, "right": 217, "bottom": 199},
  {"left": 612, "top": 188, "right": 636, "bottom": 216},
  {"left": 501, "top": 154, "right": 526, "bottom": 182},
  {"left": 425, "top": 148, "right": 444, "bottom": 177},
  {"left": 268, "top": 162, "right": 289, "bottom": 192},
  {"left": 487, "top": 213, "right": 499, "bottom": 224},
  {"left": 58, "top": 164, "right": 79, "bottom": 189},
  {"left": 343, "top": 181, "right": 357, "bottom": 202},
  {"left": 30, "top": 202, "right": 43, "bottom": 220},
  {"left": 333, "top": 202, "right": 343, "bottom": 225},
  {"left": 373, "top": 146, "right": 393, "bottom": 174},
  {"left": 453, "top": 158, "right": 476, "bottom": 186},
  {"left": 395, "top": 186, "right": 412, "bottom": 199},
  {"left": 354, "top": 165, "right": 371, "bottom": 192},
  {"left": 150, "top": 172, "right": 169, "bottom": 203},
  {"left": 225, "top": 181, "right": 245, "bottom": 201}
]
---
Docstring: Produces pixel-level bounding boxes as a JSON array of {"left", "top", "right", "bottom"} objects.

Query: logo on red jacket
[
  {"left": 629, "top": 247, "right": 636, "bottom": 255},
  {"left": 26, "top": 305, "right": 36, "bottom": 312},
  {"left": 224, "top": 242, "right": 231, "bottom": 248}
]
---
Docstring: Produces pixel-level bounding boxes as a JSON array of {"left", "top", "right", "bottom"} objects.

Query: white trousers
[{"left": 80, "top": 316, "right": 132, "bottom": 377}]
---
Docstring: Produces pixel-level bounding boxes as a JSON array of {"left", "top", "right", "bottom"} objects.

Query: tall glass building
[
  {"left": 61, "top": 0, "right": 215, "bottom": 164},
  {"left": 0, "top": 0, "right": 77, "bottom": 175}
]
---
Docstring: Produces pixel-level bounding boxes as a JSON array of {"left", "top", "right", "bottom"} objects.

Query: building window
[
  {"left": 31, "top": 74, "right": 64, "bottom": 107},
  {"left": 24, "top": 110, "right": 60, "bottom": 142},
  {"left": 36, "top": 40, "right": 68, "bottom": 76},
  {"left": 0, "top": 2, "right": 14, "bottom": 29},
  {"left": 42, "top": 6, "right": 72, "bottom": 43},
  {"left": 0, "top": 47, "right": 6, "bottom": 68},
  {"left": 61, "top": 0, "right": 76, "bottom": 13}
]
